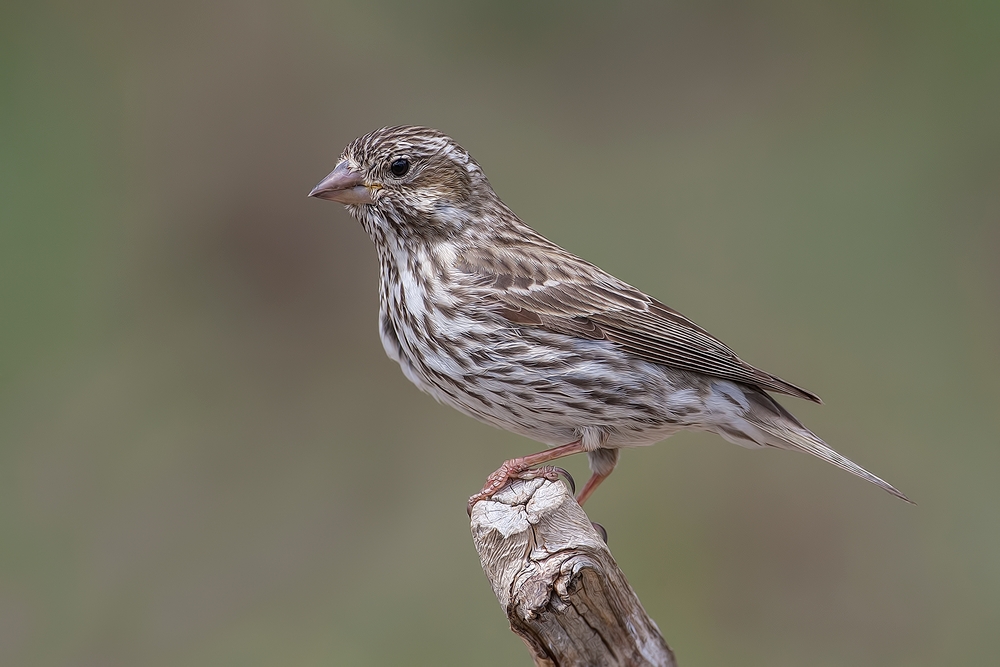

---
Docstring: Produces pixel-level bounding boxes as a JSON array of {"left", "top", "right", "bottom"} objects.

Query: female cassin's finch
[{"left": 309, "top": 125, "right": 910, "bottom": 508}]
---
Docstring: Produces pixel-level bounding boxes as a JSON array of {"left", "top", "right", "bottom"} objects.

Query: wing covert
[{"left": 456, "top": 253, "right": 821, "bottom": 403}]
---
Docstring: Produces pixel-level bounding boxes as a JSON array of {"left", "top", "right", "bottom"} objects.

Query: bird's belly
[{"left": 384, "top": 313, "right": 696, "bottom": 447}]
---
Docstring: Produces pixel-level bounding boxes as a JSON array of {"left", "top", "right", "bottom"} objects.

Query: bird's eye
[{"left": 390, "top": 158, "right": 410, "bottom": 177}]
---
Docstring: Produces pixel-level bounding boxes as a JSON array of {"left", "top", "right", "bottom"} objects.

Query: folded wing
[{"left": 456, "top": 246, "right": 821, "bottom": 403}]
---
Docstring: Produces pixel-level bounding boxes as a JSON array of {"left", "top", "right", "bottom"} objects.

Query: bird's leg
[
  {"left": 468, "top": 440, "right": 585, "bottom": 513},
  {"left": 575, "top": 470, "right": 612, "bottom": 506},
  {"left": 578, "top": 447, "right": 619, "bottom": 506}
]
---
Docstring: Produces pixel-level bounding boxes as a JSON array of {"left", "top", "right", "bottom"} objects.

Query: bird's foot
[
  {"left": 591, "top": 521, "right": 608, "bottom": 544},
  {"left": 467, "top": 463, "right": 575, "bottom": 515}
]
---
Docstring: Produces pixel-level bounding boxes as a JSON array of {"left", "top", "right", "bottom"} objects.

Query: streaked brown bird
[{"left": 310, "top": 125, "right": 909, "bottom": 508}]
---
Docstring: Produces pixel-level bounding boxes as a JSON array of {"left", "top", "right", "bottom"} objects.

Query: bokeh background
[{"left": 2, "top": 1, "right": 999, "bottom": 665}]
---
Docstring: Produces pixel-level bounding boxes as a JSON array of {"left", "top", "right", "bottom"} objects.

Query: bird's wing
[{"left": 455, "top": 246, "right": 822, "bottom": 403}]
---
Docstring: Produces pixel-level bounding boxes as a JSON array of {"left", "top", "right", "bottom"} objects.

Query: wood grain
[{"left": 471, "top": 477, "right": 676, "bottom": 667}]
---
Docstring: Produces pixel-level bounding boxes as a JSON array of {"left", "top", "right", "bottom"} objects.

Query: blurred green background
[{"left": 2, "top": 1, "right": 998, "bottom": 665}]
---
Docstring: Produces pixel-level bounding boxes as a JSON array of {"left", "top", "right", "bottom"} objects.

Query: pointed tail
[
  {"left": 752, "top": 416, "right": 912, "bottom": 503},
  {"left": 712, "top": 383, "right": 912, "bottom": 503}
]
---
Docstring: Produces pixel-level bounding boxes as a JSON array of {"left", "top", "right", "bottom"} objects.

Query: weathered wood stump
[{"left": 470, "top": 477, "right": 676, "bottom": 667}]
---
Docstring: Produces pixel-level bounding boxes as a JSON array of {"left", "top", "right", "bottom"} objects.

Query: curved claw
[
  {"left": 550, "top": 467, "right": 576, "bottom": 494},
  {"left": 467, "top": 459, "right": 578, "bottom": 517},
  {"left": 591, "top": 521, "right": 608, "bottom": 544}
]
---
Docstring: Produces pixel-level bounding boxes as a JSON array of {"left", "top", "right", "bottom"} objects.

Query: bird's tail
[{"left": 709, "top": 383, "right": 912, "bottom": 503}]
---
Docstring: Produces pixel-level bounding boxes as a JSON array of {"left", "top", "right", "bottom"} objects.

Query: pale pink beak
[{"left": 308, "top": 161, "right": 373, "bottom": 205}]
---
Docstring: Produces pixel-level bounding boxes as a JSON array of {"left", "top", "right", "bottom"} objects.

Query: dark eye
[{"left": 390, "top": 158, "right": 410, "bottom": 177}]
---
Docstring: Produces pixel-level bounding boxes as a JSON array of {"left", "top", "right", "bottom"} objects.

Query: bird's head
[{"left": 309, "top": 126, "right": 502, "bottom": 240}]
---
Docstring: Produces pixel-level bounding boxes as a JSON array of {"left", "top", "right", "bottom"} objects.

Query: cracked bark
[{"left": 470, "top": 477, "right": 676, "bottom": 667}]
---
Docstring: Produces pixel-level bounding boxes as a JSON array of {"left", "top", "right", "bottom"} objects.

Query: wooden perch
[{"left": 470, "top": 477, "right": 676, "bottom": 667}]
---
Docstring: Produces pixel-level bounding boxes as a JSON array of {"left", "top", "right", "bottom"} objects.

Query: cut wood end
[{"left": 469, "top": 477, "right": 676, "bottom": 667}]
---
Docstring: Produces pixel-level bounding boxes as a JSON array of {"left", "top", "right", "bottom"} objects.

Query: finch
[{"left": 309, "top": 126, "right": 909, "bottom": 507}]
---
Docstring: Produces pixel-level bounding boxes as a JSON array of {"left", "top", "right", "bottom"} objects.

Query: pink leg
[
  {"left": 468, "top": 440, "right": 585, "bottom": 512},
  {"left": 575, "top": 470, "right": 612, "bottom": 506}
]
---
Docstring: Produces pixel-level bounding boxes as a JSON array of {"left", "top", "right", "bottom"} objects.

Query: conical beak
[{"left": 308, "top": 161, "right": 373, "bottom": 205}]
